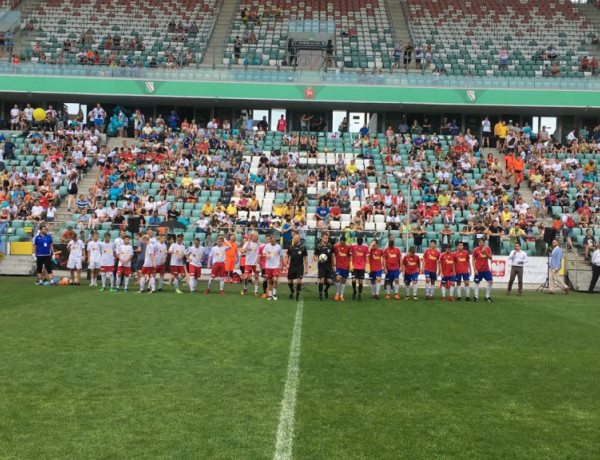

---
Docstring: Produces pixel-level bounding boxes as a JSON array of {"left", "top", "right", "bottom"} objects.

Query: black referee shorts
[
  {"left": 36, "top": 255, "right": 53, "bottom": 274},
  {"left": 287, "top": 264, "right": 304, "bottom": 280},
  {"left": 318, "top": 264, "right": 333, "bottom": 280},
  {"left": 353, "top": 269, "right": 365, "bottom": 280}
]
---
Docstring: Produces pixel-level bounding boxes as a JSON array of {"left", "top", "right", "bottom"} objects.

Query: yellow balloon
[{"left": 33, "top": 108, "right": 46, "bottom": 121}]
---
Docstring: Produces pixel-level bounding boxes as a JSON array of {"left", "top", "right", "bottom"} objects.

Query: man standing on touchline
[
  {"left": 507, "top": 242, "right": 527, "bottom": 296},
  {"left": 548, "top": 239, "right": 569, "bottom": 295}
]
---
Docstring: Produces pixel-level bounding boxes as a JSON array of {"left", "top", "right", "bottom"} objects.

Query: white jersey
[
  {"left": 187, "top": 245, "right": 206, "bottom": 267},
  {"left": 169, "top": 243, "right": 186, "bottom": 266},
  {"left": 143, "top": 242, "right": 156, "bottom": 267},
  {"left": 117, "top": 244, "right": 134, "bottom": 267},
  {"left": 100, "top": 241, "right": 115, "bottom": 266},
  {"left": 264, "top": 243, "right": 283, "bottom": 269},
  {"left": 154, "top": 242, "right": 168, "bottom": 266},
  {"left": 244, "top": 241, "right": 260, "bottom": 266},
  {"left": 67, "top": 239, "right": 85, "bottom": 259},
  {"left": 210, "top": 245, "right": 229, "bottom": 264},
  {"left": 114, "top": 237, "right": 125, "bottom": 253},
  {"left": 87, "top": 240, "right": 101, "bottom": 263}
]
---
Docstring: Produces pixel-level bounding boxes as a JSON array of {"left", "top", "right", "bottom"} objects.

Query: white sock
[
  {"left": 273, "top": 288, "right": 277, "bottom": 296},
  {"left": 430, "top": 285, "right": 435, "bottom": 297},
  {"left": 159, "top": 277, "right": 164, "bottom": 289},
  {"left": 335, "top": 281, "right": 340, "bottom": 295},
  {"left": 393, "top": 284, "right": 399, "bottom": 294},
  {"left": 117, "top": 276, "right": 122, "bottom": 288},
  {"left": 109, "top": 273, "right": 114, "bottom": 287},
  {"left": 413, "top": 284, "right": 418, "bottom": 296},
  {"left": 124, "top": 277, "right": 129, "bottom": 289},
  {"left": 405, "top": 285, "right": 410, "bottom": 296},
  {"left": 474, "top": 283, "right": 480, "bottom": 297},
  {"left": 220, "top": 278, "right": 225, "bottom": 290},
  {"left": 486, "top": 283, "right": 492, "bottom": 298},
  {"left": 441, "top": 286, "right": 446, "bottom": 297},
  {"left": 465, "top": 285, "right": 470, "bottom": 297},
  {"left": 450, "top": 285, "right": 455, "bottom": 297},
  {"left": 386, "top": 284, "right": 391, "bottom": 294},
  {"left": 149, "top": 277, "right": 156, "bottom": 292},
  {"left": 370, "top": 283, "right": 375, "bottom": 295},
  {"left": 376, "top": 282, "right": 381, "bottom": 295},
  {"left": 190, "top": 277, "right": 195, "bottom": 292},
  {"left": 340, "top": 284, "right": 346, "bottom": 297},
  {"left": 101, "top": 272, "right": 106, "bottom": 288},
  {"left": 207, "top": 278, "right": 213, "bottom": 289},
  {"left": 174, "top": 278, "right": 179, "bottom": 290},
  {"left": 425, "top": 283, "right": 430, "bottom": 296},
  {"left": 254, "top": 284, "right": 259, "bottom": 293},
  {"left": 456, "top": 285, "right": 461, "bottom": 297},
  {"left": 140, "top": 277, "right": 146, "bottom": 291}
]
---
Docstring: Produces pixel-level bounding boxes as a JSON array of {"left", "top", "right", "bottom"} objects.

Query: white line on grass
[{"left": 274, "top": 299, "right": 304, "bottom": 460}]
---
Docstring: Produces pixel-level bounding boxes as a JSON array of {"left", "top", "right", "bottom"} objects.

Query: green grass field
[{"left": 1, "top": 277, "right": 599, "bottom": 459}]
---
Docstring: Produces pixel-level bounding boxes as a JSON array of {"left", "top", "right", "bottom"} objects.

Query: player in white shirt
[
  {"left": 139, "top": 234, "right": 157, "bottom": 294},
  {"left": 99, "top": 233, "right": 116, "bottom": 291},
  {"left": 264, "top": 237, "right": 284, "bottom": 300},
  {"left": 240, "top": 232, "right": 261, "bottom": 296},
  {"left": 153, "top": 234, "right": 168, "bottom": 291},
  {"left": 168, "top": 234, "right": 187, "bottom": 294},
  {"left": 205, "top": 235, "right": 230, "bottom": 294},
  {"left": 86, "top": 231, "right": 102, "bottom": 286},
  {"left": 10, "top": 104, "right": 20, "bottom": 130},
  {"left": 186, "top": 238, "right": 206, "bottom": 294},
  {"left": 115, "top": 235, "right": 134, "bottom": 292},
  {"left": 67, "top": 234, "right": 86, "bottom": 285},
  {"left": 113, "top": 229, "right": 127, "bottom": 254}
]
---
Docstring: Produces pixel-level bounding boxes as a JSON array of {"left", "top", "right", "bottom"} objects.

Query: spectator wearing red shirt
[
  {"left": 439, "top": 245, "right": 457, "bottom": 301},
  {"left": 383, "top": 238, "right": 401, "bottom": 299},
  {"left": 402, "top": 246, "right": 420, "bottom": 299},
  {"left": 350, "top": 236, "right": 369, "bottom": 301},
  {"left": 472, "top": 238, "right": 494, "bottom": 302},
  {"left": 276, "top": 115, "right": 287, "bottom": 132},
  {"left": 422, "top": 240, "right": 441, "bottom": 300},
  {"left": 368, "top": 239, "right": 384, "bottom": 298},
  {"left": 453, "top": 242, "right": 472, "bottom": 301},
  {"left": 333, "top": 236, "right": 351, "bottom": 301}
]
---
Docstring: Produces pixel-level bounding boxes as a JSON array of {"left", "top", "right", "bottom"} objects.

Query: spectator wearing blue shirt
[
  {"left": 359, "top": 124, "right": 369, "bottom": 137},
  {"left": 548, "top": 239, "right": 569, "bottom": 294},
  {"left": 148, "top": 211, "right": 162, "bottom": 228},
  {"left": 76, "top": 195, "right": 90, "bottom": 211},
  {"left": 168, "top": 110, "right": 180, "bottom": 130},
  {"left": 281, "top": 216, "right": 293, "bottom": 250},
  {"left": 32, "top": 224, "right": 54, "bottom": 285},
  {"left": 314, "top": 200, "right": 331, "bottom": 228}
]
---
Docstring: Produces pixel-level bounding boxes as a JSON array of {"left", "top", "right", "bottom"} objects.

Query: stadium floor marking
[{"left": 274, "top": 299, "right": 304, "bottom": 460}]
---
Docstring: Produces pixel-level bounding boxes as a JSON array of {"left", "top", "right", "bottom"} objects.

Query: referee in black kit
[
  {"left": 287, "top": 234, "right": 308, "bottom": 301},
  {"left": 314, "top": 231, "right": 334, "bottom": 301}
]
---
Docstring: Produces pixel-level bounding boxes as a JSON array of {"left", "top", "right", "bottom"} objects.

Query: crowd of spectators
[{"left": 2, "top": 105, "right": 598, "bottom": 259}]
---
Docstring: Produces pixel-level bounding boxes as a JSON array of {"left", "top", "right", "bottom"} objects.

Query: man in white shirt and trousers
[
  {"left": 507, "top": 242, "right": 528, "bottom": 296},
  {"left": 588, "top": 245, "right": 600, "bottom": 294},
  {"left": 548, "top": 239, "right": 569, "bottom": 295}
]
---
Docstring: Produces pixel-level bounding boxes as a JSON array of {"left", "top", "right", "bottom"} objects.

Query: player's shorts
[
  {"left": 100, "top": 265, "right": 114, "bottom": 273},
  {"left": 369, "top": 269, "right": 383, "bottom": 280},
  {"left": 211, "top": 262, "right": 226, "bottom": 278},
  {"left": 318, "top": 264, "right": 333, "bottom": 280},
  {"left": 67, "top": 258, "right": 82, "bottom": 270},
  {"left": 336, "top": 268, "right": 350, "bottom": 279},
  {"left": 155, "top": 264, "right": 166, "bottom": 275},
  {"left": 385, "top": 269, "right": 400, "bottom": 281},
  {"left": 404, "top": 272, "right": 419, "bottom": 284},
  {"left": 441, "top": 275, "right": 456, "bottom": 284},
  {"left": 188, "top": 265, "right": 201, "bottom": 278},
  {"left": 225, "top": 260, "right": 235, "bottom": 272},
  {"left": 455, "top": 272, "right": 470, "bottom": 282},
  {"left": 170, "top": 265, "right": 186, "bottom": 276},
  {"left": 474, "top": 270, "right": 493, "bottom": 282},
  {"left": 141, "top": 266, "right": 155, "bottom": 276},
  {"left": 244, "top": 265, "right": 259, "bottom": 275},
  {"left": 353, "top": 269, "right": 366, "bottom": 280},
  {"left": 287, "top": 264, "right": 304, "bottom": 280},
  {"left": 424, "top": 270, "right": 437, "bottom": 281},
  {"left": 264, "top": 268, "right": 280, "bottom": 279},
  {"left": 88, "top": 259, "right": 101, "bottom": 270},
  {"left": 117, "top": 266, "right": 132, "bottom": 276}
]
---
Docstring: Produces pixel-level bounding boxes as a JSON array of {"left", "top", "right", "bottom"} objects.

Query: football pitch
[{"left": 1, "top": 277, "right": 599, "bottom": 459}]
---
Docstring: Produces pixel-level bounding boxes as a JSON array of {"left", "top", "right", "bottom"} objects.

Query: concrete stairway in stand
[
  {"left": 388, "top": 0, "right": 412, "bottom": 45},
  {"left": 199, "top": 0, "right": 240, "bottom": 67}
]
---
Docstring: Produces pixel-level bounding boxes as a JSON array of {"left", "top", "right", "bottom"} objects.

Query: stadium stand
[
  {"left": 21, "top": 0, "right": 219, "bottom": 66},
  {"left": 225, "top": 0, "right": 396, "bottom": 68},
  {"left": 11, "top": 110, "right": 592, "bottom": 261},
  {"left": 406, "top": 0, "right": 600, "bottom": 77}
]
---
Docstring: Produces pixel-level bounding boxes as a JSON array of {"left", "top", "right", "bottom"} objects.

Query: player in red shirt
[
  {"left": 472, "top": 238, "right": 494, "bottom": 302},
  {"left": 453, "top": 242, "right": 472, "bottom": 301},
  {"left": 383, "top": 238, "right": 402, "bottom": 300},
  {"left": 422, "top": 240, "right": 441, "bottom": 300},
  {"left": 439, "top": 245, "right": 457, "bottom": 301},
  {"left": 333, "top": 236, "right": 351, "bottom": 301},
  {"left": 402, "top": 246, "right": 420, "bottom": 300},
  {"left": 350, "top": 236, "right": 369, "bottom": 301},
  {"left": 368, "top": 239, "right": 384, "bottom": 299}
]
